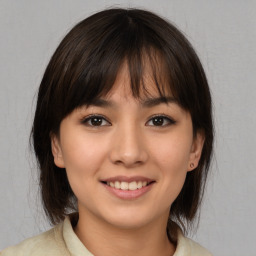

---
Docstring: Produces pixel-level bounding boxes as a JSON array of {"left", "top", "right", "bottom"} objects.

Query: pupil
[
  {"left": 153, "top": 117, "right": 163, "bottom": 126},
  {"left": 91, "top": 117, "right": 102, "bottom": 126}
]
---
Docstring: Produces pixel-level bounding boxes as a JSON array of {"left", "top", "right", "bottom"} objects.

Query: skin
[{"left": 51, "top": 64, "right": 204, "bottom": 256}]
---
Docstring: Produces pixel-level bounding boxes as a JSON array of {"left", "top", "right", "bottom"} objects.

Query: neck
[{"left": 74, "top": 209, "right": 175, "bottom": 256}]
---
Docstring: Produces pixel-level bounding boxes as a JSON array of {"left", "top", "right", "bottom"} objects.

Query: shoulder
[
  {"left": 0, "top": 222, "right": 69, "bottom": 256},
  {"left": 182, "top": 237, "right": 213, "bottom": 256},
  {"left": 174, "top": 231, "right": 213, "bottom": 256}
]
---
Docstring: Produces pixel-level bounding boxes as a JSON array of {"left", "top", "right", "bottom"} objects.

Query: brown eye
[
  {"left": 82, "top": 115, "right": 111, "bottom": 127},
  {"left": 91, "top": 117, "right": 103, "bottom": 126},
  {"left": 152, "top": 117, "right": 164, "bottom": 126},
  {"left": 146, "top": 115, "right": 176, "bottom": 127}
]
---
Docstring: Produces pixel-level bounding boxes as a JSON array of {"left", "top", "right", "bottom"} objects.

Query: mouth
[{"left": 100, "top": 176, "right": 155, "bottom": 199}]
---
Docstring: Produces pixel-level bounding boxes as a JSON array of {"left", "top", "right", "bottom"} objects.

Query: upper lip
[{"left": 101, "top": 176, "right": 155, "bottom": 183}]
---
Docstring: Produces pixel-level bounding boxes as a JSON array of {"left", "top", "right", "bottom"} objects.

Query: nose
[{"left": 109, "top": 124, "right": 148, "bottom": 168}]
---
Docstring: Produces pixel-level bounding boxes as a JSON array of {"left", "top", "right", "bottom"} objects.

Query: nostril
[{"left": 114, "top": 160, "right": 124, "bottom": 165}]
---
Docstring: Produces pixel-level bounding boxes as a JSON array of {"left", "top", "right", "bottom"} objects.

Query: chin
[{"left": 102, "top": 209, "right": 157, "bottom": 230}]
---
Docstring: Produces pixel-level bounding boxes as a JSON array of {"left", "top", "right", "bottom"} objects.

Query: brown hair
[{"left": 31, "top": 8, "right": 213, "bottom": 238}]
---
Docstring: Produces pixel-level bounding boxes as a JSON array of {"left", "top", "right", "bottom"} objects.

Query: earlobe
[
  {"left": 188, "top": 131, "right": 205, "bottom": 171},
  {"left": 51, "top": 134, "right": 65, "bottom": 168}
]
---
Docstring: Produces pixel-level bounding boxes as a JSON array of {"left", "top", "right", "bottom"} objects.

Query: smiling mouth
[{"left": 101, "top": 180, "right": 155, "bottom": 191}]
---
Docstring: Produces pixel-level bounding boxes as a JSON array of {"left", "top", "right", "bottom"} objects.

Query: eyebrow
[
  {"left": 88, "top": 98, "right": 115, "bottom": 107},
  {"left": 88, "top": 96, "right": 177, "bottom": 108},
  {"left": 141, "top": 96, "right": 177, "bottom": 107}
]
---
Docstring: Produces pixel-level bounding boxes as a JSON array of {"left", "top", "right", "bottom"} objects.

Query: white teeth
[
  {"left": 106, "top": 181, "right": 149, "bottom": 190},
  {"left": 128, "top": 181, "right": 137, "bottom": 191},
  {"left": 114, "top": 181, "right": 120, "bottom": 189},
  {"left": 120, "top": 181, "right": 129, "bottom": 190},
  {"left": 137, "top": 181, "right": 142, "bottom": 189}
]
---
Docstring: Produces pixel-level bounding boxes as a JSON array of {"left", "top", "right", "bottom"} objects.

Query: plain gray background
[{"left": 1, "top": 1, "right": 256, "bottom": 255}]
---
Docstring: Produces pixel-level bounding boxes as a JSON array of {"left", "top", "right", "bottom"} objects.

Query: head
[{"left": 31, "top": 8, "right": 213, "bottom": 236}]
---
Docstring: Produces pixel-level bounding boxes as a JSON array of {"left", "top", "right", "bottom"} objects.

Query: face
[{"left": 51, "top": 64, "right": 204, "bottom": 230}]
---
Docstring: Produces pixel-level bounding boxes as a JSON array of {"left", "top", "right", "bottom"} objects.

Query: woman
[{"left": 1, "top": 8, "right": 213, "bottom": 256}]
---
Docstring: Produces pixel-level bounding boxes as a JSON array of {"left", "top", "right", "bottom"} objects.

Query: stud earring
[{"left": 190, "top": 163, "right": 195, "bottom": 168}]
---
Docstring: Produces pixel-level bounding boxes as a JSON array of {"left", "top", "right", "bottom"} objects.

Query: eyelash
[
  {"left": 81, "top": 114, "right": 176, "bottom": 127},
  {"left": 146, "top": 114, "right": 176, "bottom": 127},
  {"left": 81, "top": 114, "right": 111, "bottom": 127}
]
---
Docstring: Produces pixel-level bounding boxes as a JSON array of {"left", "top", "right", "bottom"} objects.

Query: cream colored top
[{"left": 1, "top": 216, "right": 212, "bottom": 256}]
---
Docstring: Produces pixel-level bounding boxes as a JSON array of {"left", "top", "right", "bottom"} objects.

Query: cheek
[
  {"left": 60, "top": 133, "right": 110, "bottom": 190},
  {"left": 61, "top": 132, "right": 107, "bottom": 167},
  {"left": 149, "top": 134, "right": 192, "bottom": 171},
  {"left": 148, "top": 133, "right": 192, "bottom": 201},
  {"left": 60, "top": 134, "right": 110, "bottom": 208}
]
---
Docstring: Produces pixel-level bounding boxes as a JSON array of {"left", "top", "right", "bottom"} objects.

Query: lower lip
[{"left": 102, "top": 182, "right": 154, "bottom": 200}]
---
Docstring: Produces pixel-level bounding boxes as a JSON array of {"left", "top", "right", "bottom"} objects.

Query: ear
[
  {"left": 51, "top": 133, "right": 65, "bottom": 168},
  {"left": 188, "top": 130, "right": 205, "bottom": 171}
]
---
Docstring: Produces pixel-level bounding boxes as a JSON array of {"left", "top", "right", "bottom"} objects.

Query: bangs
[
  {"left": 57, "top": 14, "right": 180, "bottom": 118},
  {"left": 68, "top": 48, "right": 175, "bottom": 110}
]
